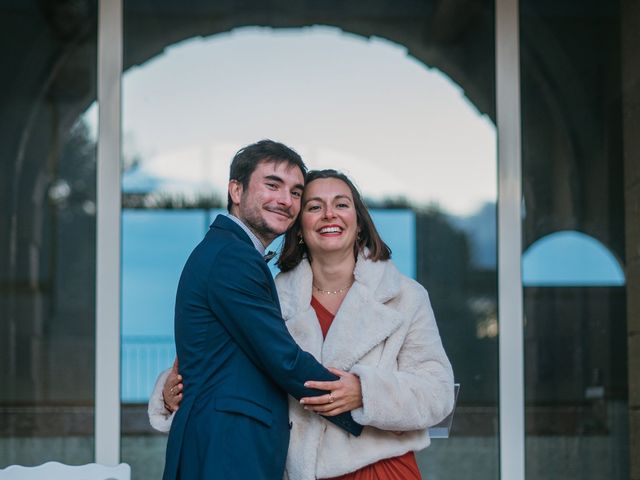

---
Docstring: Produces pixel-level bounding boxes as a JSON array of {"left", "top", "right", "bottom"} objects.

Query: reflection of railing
[
  {"left": 120, "top": 334, "right": 461, "bottom": 439},
  {"left": 122, "top": 336, "right": 175, "bottom": 403}
]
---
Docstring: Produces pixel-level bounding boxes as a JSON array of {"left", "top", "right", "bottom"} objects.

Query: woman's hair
[{"left": 278, "top": 169, "right": 391, "bottom": 272}]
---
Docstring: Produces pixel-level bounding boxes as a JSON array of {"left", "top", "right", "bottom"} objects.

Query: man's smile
[{"left": 265, "top": 206, "right": 293, "bottom": 219}]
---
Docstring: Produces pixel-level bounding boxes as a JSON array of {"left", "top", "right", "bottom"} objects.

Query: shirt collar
[{"left": 225, "top": 213, "right": 266, "bottom": 255}]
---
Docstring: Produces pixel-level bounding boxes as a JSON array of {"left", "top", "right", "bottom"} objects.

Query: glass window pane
[
  {"left": 121, "top": 3, "right": 497, "bottom": 479},
  {"left": 520, "top": 1, "right": 629, "bottom": 478},
  {"left": 0, "top": 0, "right": 98, "bottom": 467}
]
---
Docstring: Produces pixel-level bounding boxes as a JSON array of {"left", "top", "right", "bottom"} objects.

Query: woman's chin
[{"left": 307, "top": 242, "right": 355, "bottom": 257}]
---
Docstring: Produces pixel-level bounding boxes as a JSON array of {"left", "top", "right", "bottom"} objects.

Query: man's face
[{"left": 230, "top": 160, "right": 305, "bottom": 245}]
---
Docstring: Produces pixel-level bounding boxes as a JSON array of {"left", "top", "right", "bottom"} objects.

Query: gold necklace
[{"left": 312, "top": 281, "right": 353, "bottom": 295}]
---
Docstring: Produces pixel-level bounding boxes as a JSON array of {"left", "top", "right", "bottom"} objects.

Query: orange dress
[{"left": 310, "top": 296, "right": 423, "bottom": 480}]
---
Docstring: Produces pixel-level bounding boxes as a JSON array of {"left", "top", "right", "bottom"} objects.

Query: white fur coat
[{"left": 149, "top": 255, "right": 454, "bottom": 479}]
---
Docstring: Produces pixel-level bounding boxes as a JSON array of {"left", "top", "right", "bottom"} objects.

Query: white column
[
  {"left": 496, "top": 0, "right": 525, "bottom": 479},
  {"left": 96, "top": 0, "right": 123, "bottom": 465}
]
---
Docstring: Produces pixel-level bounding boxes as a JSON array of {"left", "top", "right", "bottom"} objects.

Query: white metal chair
[{"left": 0, "top": 462, "right": 131, "bottom": 480}]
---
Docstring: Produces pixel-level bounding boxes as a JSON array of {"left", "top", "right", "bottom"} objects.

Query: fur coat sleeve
[
  {"left": 148, "top": 367, "right": 175, "bottom": 433},
  {"left": 349, "top": 287, "right": 454, "bottom": 430}
]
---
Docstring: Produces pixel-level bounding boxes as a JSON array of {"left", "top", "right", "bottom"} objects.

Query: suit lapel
[
  {"left": 266, "top": 269, "right": 282, "bottom": 312},
  {"left": 212, "top": 214, "right": 281, "bottom": 310}
]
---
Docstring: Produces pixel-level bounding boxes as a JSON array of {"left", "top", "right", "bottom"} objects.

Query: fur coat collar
[
  {"left": 276, "top": 253, "right": 404, "bottom": 370},
  {"left": 276, "top": 253, "right": 453, "bottom": 479}
]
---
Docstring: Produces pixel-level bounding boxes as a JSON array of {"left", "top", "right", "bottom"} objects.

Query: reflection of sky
[
  {"left": 122, "top": 210, "right": 209, "bottom": 336},
  {"left": 117, "top": 26, "right": 496, "bottom": 216},
  {"left": 123, "top": 209, "right": 416, "bottom": 336},
  {"left": 523, "top": 231, "right": 625, "bottom": 287}
]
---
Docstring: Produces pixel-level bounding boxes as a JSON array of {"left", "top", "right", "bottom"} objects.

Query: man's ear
[{"left": 228, "top": 180, "right": 243, "bottom": 208}]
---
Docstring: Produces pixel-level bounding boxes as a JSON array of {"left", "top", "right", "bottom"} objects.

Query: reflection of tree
[
  {"left": 2, "top": 115, "right": 98, "bottom": 405},
  {"left": 58, "top": 120, "right": 97, "bottom": 207},
  {"left": 416, "top": 208, "right": 498, "bottom": 405},
  {"left": 120, "top": 141, "right": 225, "bottom": 209},
  {"left": 123, "top": 190, "right": 224, "bottom": 209},
  {"left": 45, "top": 117, "right": 97, "bottom": 402},
  {"left": 371, "top": 198, "right": 498, "bottom": 405}
]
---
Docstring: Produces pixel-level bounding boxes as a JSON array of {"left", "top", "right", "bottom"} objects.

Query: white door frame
[
  {"left": 496, "top": 1, "right": 525, "bottom": 479},
  {"left": 95, "top": 0, "right": 123, "bottom": 466},
  {"left": 94, "top": 1, "right": 526, "bottom": 477}
]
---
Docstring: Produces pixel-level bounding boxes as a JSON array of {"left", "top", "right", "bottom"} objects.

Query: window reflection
[
  {"left": 121, "top": 14, "right": 497, "bottom": 480},
  {"left": 520, "top": 0, "right": 629, "bottom": 477},
  {"left": 122, "top": 27, "right": 496, "bottom": 216},
  {"left": 0, "top": 1, "right": 98, "bottom": 467}
]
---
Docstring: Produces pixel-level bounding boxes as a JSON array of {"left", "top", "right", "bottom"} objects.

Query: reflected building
[{"left": 0, "top": 1, "right": 638, "bottom": 480}]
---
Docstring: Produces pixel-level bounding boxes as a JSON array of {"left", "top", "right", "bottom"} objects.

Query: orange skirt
[{"left": 321, "top": 451, "right": 422, "bottom": 480}]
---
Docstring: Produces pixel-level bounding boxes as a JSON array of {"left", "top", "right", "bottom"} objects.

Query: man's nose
[{"left": 277, "top": 190, "right": 293, "bottom": 207}]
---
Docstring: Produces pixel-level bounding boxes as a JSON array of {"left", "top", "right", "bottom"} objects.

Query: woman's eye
[{"left": 307, "top": 205, "right": 320, "bottom": 211}]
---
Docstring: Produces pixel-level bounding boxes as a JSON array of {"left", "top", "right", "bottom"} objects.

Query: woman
[{"left": 150, "top": 170, "right": 454, "bottom": 479}]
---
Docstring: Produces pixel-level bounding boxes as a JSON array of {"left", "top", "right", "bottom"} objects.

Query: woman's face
[{"left": 300, "top": 178, "right": 359, "bottom": 257}]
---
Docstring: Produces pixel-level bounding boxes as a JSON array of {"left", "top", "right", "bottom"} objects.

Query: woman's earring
[{"left": 298, "top": 235, "right": 304, "bottom": 245}]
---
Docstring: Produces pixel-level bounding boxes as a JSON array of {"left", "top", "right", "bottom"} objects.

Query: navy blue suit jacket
[{"left": 163, "top": 215, "right": 362, "bottom": 480}]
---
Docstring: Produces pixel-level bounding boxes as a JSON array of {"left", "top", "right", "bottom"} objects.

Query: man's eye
[
  {"left": 266, "top": 183, "right": 277, "bottom": 189},
  {"left": 292, "top": 191, "right": 302, "bottom": 198}
]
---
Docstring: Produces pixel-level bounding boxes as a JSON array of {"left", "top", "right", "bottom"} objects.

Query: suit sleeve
[
  {"left": 207, "top": 243, "right": 362, "bottom": 436},
  {"left": 349, "top": 288, "right": 454, "bottom": 431}
]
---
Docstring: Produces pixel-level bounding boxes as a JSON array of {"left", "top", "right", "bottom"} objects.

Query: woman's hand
[
  {"left": 300, "top": 367, "right": 363, "bottom": 416},
  {"left": 162, "top": 357, "right": 183, "bottom": 413}
]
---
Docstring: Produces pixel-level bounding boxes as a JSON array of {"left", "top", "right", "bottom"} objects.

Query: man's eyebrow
[
  {"left": 263, "top": 174, "right": 284, "bottom": 183},
  {"left": 264, "top": 175, "right": 304, "bottom": 192}
]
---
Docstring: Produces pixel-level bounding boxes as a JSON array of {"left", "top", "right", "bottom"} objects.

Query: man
[{"left": 161, "top": 140, "right": 362, "bottom": 480}]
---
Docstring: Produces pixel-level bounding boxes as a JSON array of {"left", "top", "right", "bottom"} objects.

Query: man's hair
[
  {"left": 227, "top": 140, "right": 307, "bottom": 211},
  {"left": 278, "top": 169, "right": 391, "bottom": 272}
]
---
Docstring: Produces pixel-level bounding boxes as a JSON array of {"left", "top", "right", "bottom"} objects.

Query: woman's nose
[{"left": 323, "top": 206, "right": 335, "bottom": 218}]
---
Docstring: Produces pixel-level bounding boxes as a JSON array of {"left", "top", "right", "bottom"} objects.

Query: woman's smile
[{"left": 317, "top": 225, "right": 343, "bottom": 235}]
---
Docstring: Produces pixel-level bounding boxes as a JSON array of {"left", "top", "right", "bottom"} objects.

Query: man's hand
[
  {"left": 163, "top": 357, "right": 183, "bottom": 413},
  {"left": 299, "top": 367, "right": 363, "bottom": 417}
]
